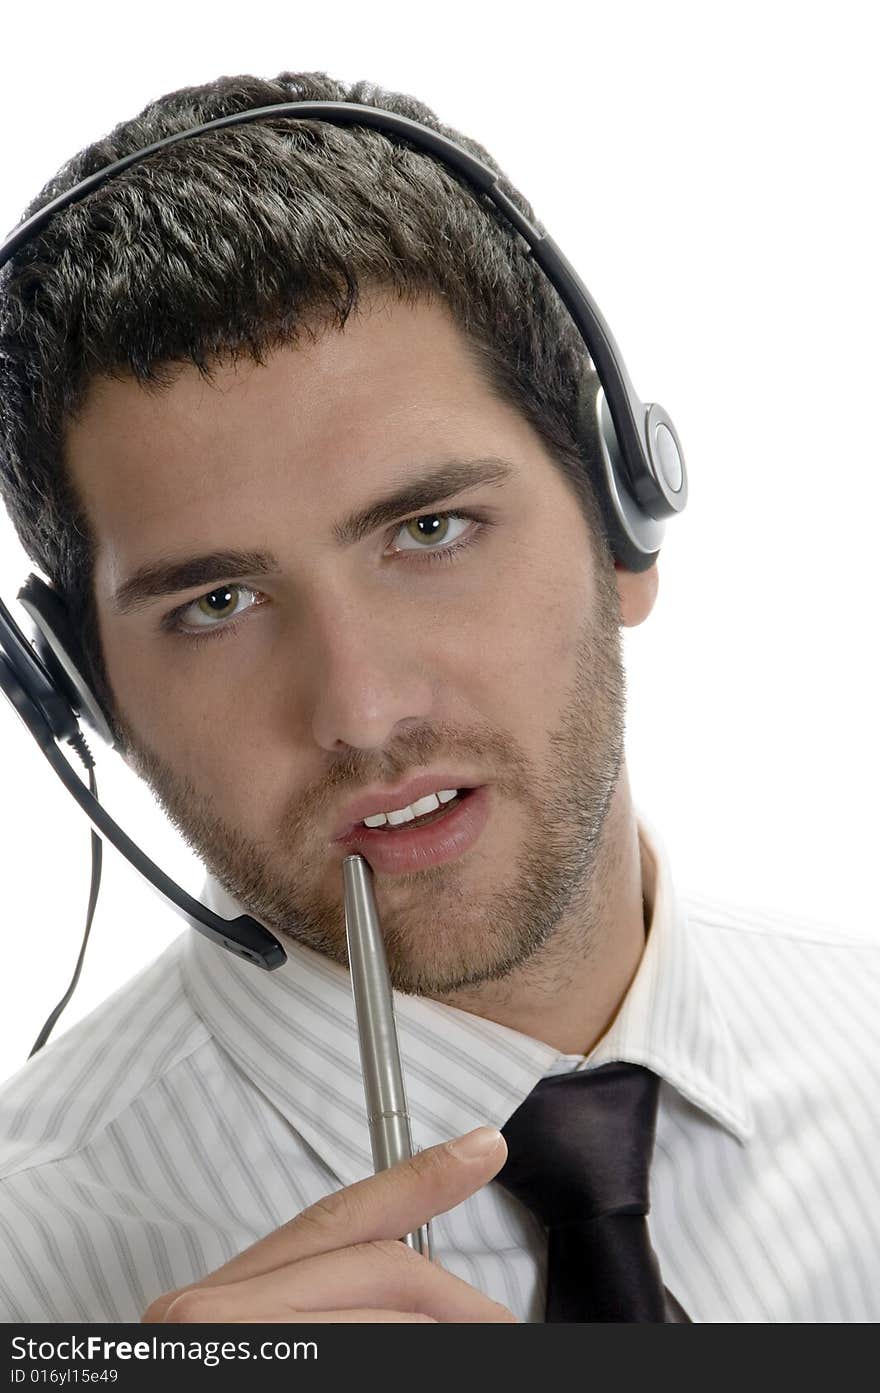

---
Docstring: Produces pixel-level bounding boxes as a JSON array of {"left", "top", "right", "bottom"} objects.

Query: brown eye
[
  {"left": 171, "top": 583, "right": 261, "bottom": 634},
  {"left": 195, "top": 587, "right": 240, "bottom": 621},
  {"left": 393, "top": 513, "right": 474, "bottom": 553},
  {"left": 404, "top": 515, "right": 452, "bottom": 545}
]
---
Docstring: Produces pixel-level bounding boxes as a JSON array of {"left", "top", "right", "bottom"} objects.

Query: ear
[{"left": 614, "top": 561, "right": 659, "bottom": 628}]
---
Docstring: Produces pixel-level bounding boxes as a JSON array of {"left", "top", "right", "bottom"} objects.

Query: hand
[{"left": 142, "top": 1125, "right": 516, "bottom": 1323}]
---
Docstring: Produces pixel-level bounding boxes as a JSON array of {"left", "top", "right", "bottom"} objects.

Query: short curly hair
[{"left": 0, "top": 71, "right": 606, "bottom": 743}]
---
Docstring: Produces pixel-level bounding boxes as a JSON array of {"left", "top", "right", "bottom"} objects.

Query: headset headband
[{"left": 0, "top": 101, "right": 687, "bottom": 562}]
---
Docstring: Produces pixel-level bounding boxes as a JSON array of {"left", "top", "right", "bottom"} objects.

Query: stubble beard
[{"left": 117, "top": 564, "right": 627, "bottom": 999}]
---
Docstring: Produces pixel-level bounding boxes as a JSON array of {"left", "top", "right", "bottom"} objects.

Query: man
[{"left": 0, "top": 72, "right": 877, "bottom": 1325}]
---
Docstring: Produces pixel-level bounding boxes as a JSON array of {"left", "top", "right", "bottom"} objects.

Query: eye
[
  {"left": 167, "top": 583, "right": 262, "bottom": 633},
  {"left": 389, "top": 512, "right": 473, "bottom": 552}
]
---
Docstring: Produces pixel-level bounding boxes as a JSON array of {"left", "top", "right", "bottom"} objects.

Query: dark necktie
[{"left": 496, "top": 1061, "right": 691, "bottom": 1322}]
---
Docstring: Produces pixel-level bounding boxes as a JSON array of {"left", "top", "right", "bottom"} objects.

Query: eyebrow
[{"left": 110, "top": 456, "right": 515, "bottom": 615}]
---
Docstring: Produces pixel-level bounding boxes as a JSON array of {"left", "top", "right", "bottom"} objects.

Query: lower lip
[{"left": 336, "top": 786, "right": 491, "bottom": 875}]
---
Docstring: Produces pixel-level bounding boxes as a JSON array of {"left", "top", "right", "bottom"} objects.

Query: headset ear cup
[
  {"left": 17, "top": 575, "right": 118, "bottom": 749},
  {"left": 576, "top": 372, "right": 659, "bottom": 575}
]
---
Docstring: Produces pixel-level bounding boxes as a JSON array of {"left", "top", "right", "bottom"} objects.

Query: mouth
[{"left": 334, "top": 785, "right": 490, "bottom": 876}]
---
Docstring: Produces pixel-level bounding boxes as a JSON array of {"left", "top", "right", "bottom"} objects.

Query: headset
[{"left": 0, "top": 101, "right": 689, "bottom": 1053}]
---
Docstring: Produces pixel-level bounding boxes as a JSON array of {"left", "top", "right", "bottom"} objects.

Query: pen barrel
[
  {"left": 343, "top": 857, "right": 413, "bottom": 1169},
  {"left": 343, "top": 855, "right": 432, "bottom": 1259},
  {"left": 371, "top": 1109, "right": 415, "bottom": 1173}
]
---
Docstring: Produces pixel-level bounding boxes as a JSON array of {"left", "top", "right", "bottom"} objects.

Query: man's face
[{"left": 67, "top": 295, "right": 635, "bottom": 1001}]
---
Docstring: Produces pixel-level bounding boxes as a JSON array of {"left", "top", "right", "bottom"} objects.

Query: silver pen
[{"left": 342, "top": 854, "right": 432, "bottom": 1259}]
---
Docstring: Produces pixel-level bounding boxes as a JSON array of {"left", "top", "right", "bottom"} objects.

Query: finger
[
  {"left": 230, "top": 1310, "right": 439, "bottom": 1324},
  {"left": 143, "top": 1125, "right": 506, "bottom": 1321},
  {"left": 155, "top": 1239, "right": 516, "bottom": 1325}
]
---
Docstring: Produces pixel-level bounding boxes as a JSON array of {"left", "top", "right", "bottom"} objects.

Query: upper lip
[{"left": 332, "top": 773, "right": 482, "bottom": 840}]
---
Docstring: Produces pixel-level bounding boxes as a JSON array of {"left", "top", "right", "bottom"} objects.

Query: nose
[{"left": 303, "top": 593, "right": 436, "bottom": 754}]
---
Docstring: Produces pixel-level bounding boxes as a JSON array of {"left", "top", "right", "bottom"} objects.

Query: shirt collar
[
  {"left": 182, "top": 812, "right": 752, "bottom": 1190},
  {"left": 575, "top": 811, "right": 754, "bottom": 1141}
]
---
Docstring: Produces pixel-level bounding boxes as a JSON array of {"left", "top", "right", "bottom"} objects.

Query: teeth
[{"left": 361, "top": 788, "right": 460, "bottom": 828}]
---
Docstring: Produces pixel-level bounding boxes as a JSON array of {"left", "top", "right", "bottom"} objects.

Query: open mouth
[
  {"left": 337, "top": 786, "right": 490, "bottom": 876},
  {"left": 364, "top": 788, "right": 472, "bottom": 832}
]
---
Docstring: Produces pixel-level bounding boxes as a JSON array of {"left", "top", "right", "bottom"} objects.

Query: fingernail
[{"left": 449, "top": 1125, "right": 503, "bottom": 1160}]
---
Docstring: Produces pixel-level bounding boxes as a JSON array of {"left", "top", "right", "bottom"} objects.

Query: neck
[{"left": 440, "top": 764, "right": 651, "bottom": 1055}]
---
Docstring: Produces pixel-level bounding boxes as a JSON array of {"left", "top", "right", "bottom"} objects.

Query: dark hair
[{"left": 0, "top": 71, "right": 606, "bottom": 743}]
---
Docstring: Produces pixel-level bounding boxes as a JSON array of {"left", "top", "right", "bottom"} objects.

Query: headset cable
[{"left": 28, "top": 735, "right": 102, "bottom": 1058}]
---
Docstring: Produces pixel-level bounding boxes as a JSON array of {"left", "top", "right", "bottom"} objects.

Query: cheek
[
  {"left": 104, "top": 625, "right": 284, "bottom": 815},
  {"left": 445, "top": 543, "right": 590, "bottom": 733}
]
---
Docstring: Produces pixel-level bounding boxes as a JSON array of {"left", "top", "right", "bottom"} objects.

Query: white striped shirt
[{"left": 1, "top": 813, "right": 878, "bottom": 1323}]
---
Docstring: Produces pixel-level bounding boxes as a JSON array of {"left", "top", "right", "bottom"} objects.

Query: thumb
[
  {"left": 192, "top": 1126, "right": 507, "bottom": 1292},
  {"left": 256, "top": 1125, "right": 508, "bottom": 1274}
]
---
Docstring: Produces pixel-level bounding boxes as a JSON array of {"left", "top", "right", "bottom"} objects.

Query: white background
[{"left": 1, "top": 0, "right": 877, "bottom": 1083}]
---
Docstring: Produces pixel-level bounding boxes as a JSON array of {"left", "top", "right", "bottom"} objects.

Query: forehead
[{"left": 65, "top": 295, "right": 522, "bottom": 555}]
